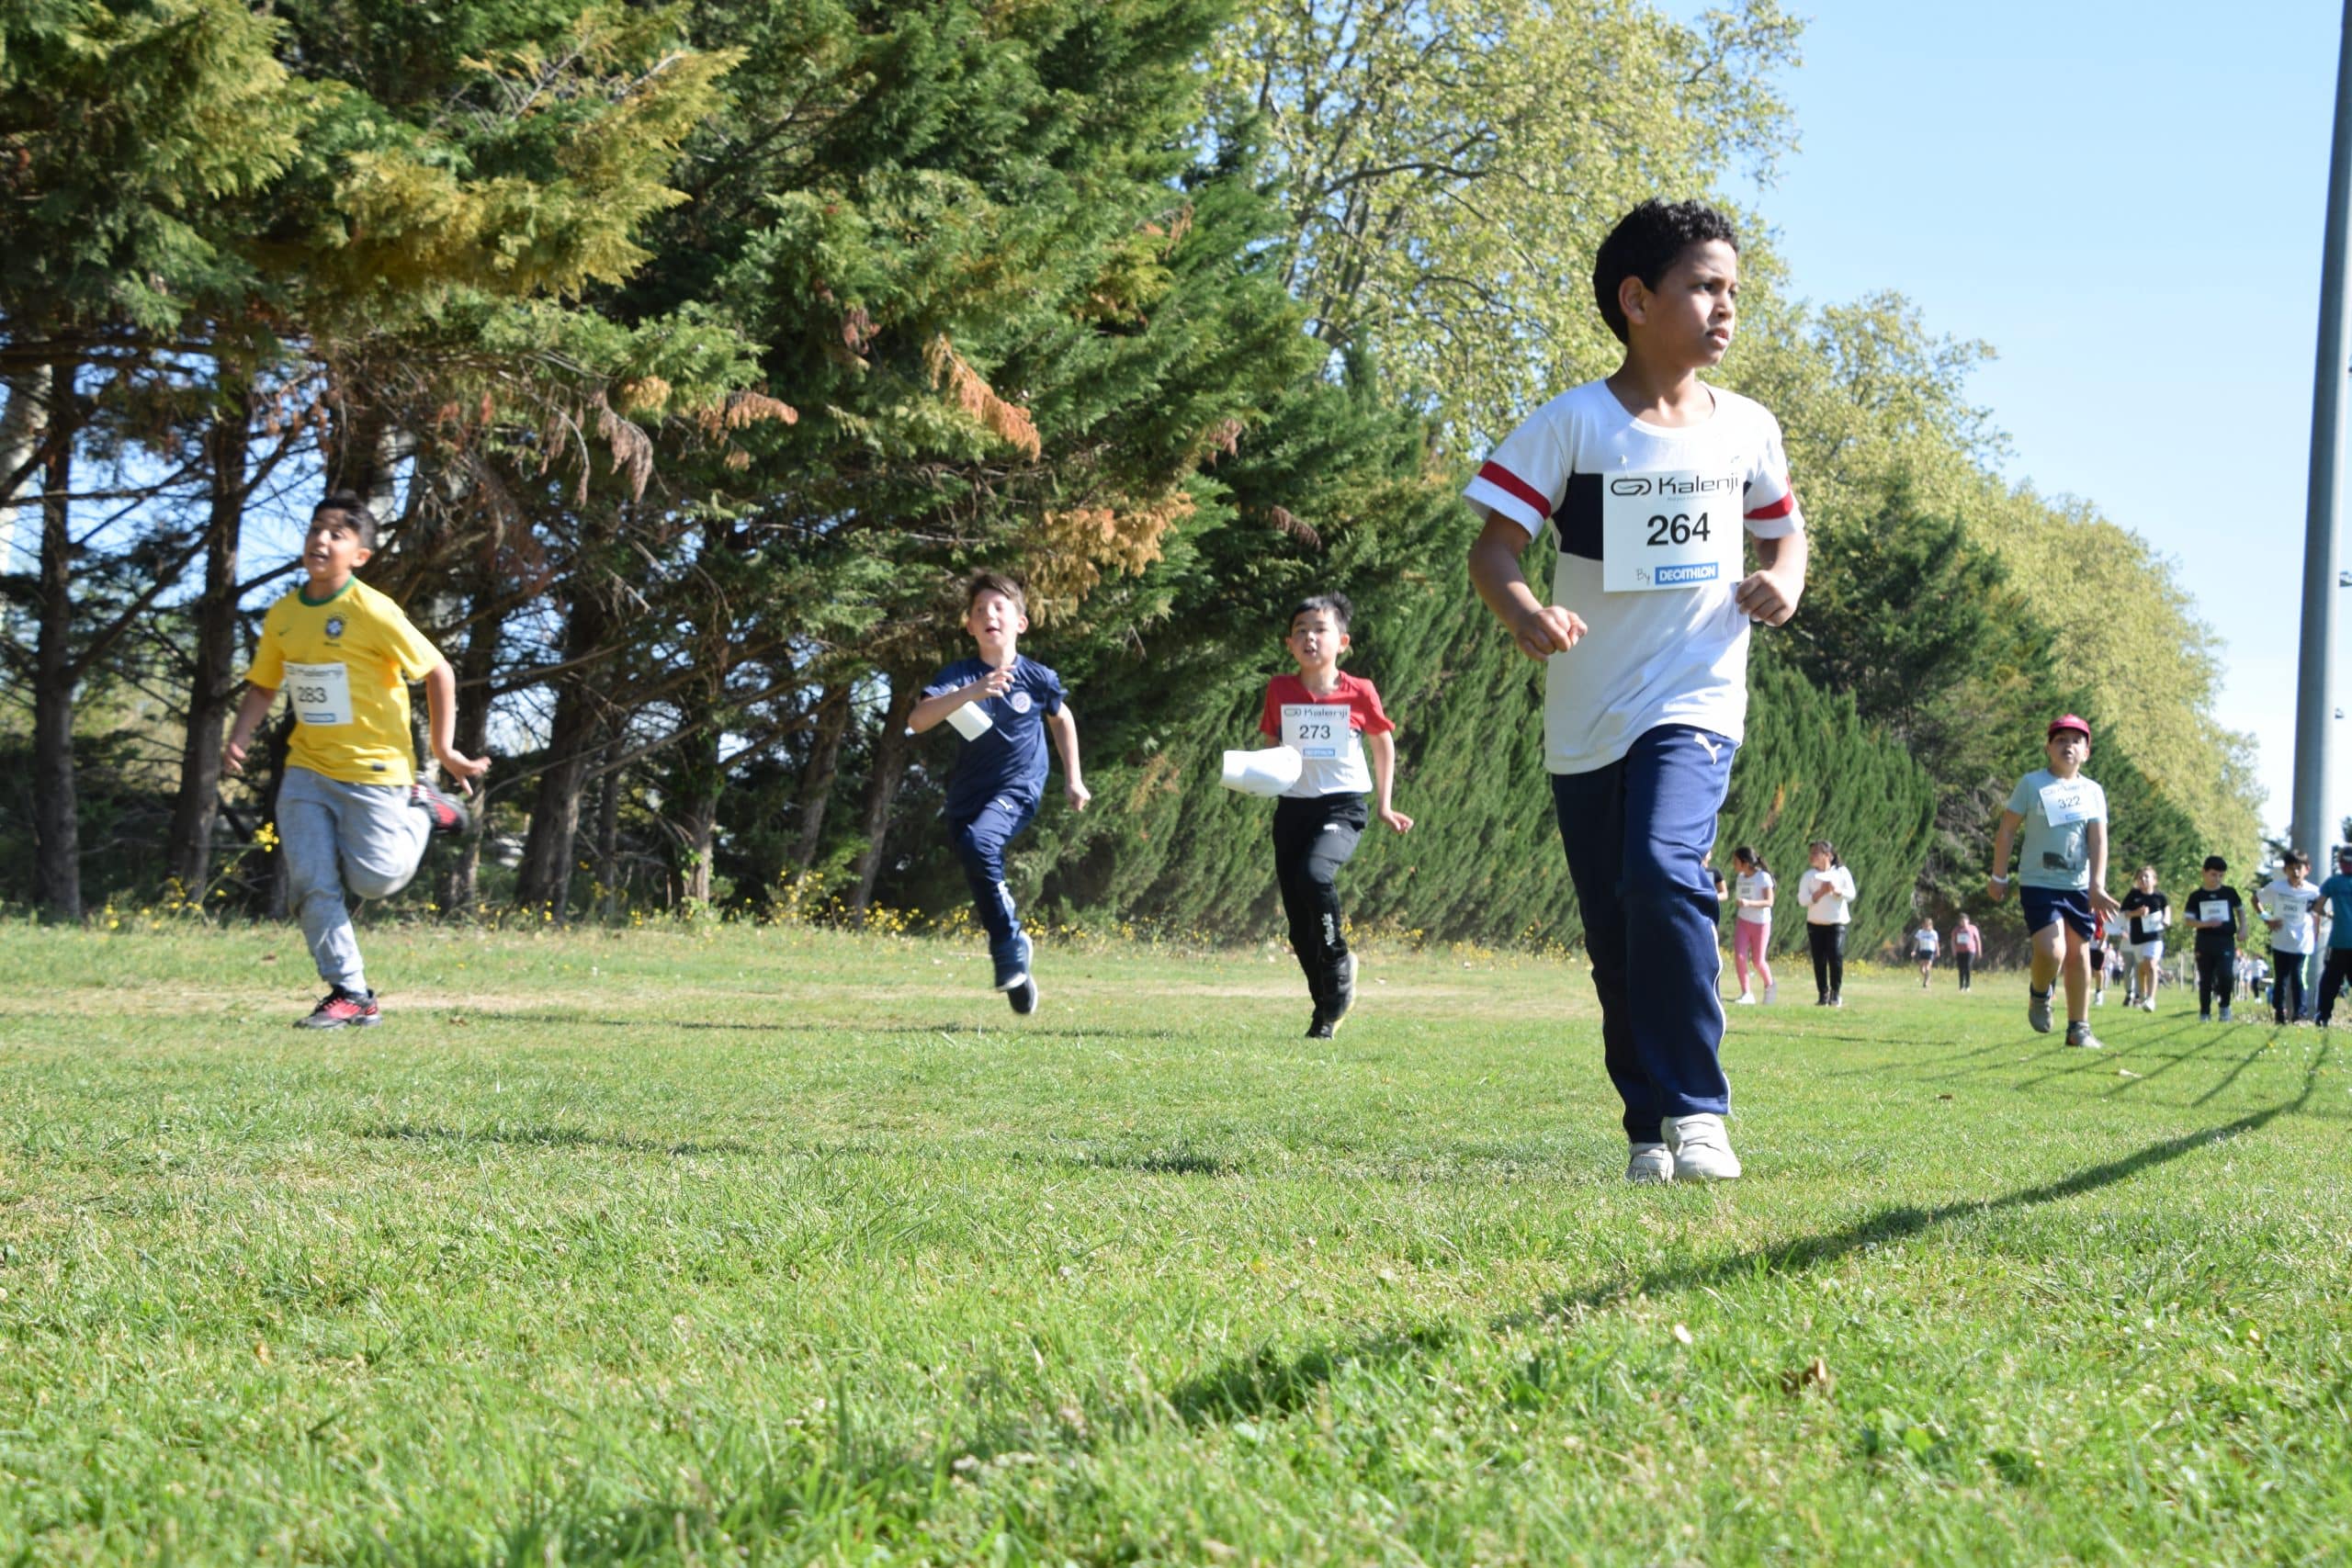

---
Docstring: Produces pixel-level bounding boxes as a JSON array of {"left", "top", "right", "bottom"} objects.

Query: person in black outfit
[{"left": 2180, "top": 854, "right": 2245, "bottom": 1022}]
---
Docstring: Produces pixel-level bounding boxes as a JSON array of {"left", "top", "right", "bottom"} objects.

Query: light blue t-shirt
[{"left": 2007, "top": 768, "right": 2107, "bottom": 891}]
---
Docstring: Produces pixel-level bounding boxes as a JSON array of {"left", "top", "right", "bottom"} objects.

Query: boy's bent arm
[
  {"left": 1468, "top": 513, "right": 1584, "bottom": 660},
  {"left": 1367, "top": 729, "right": 1412, "bottom": 832},
  {"left": 1047, "top": 706, "right": 1090, "bottom": 811},
  {"left": 1736, "top": 528, "right": 1807, "bottom": 626},
  {"left": 423, "top": 660, "right": 490, "bottom": 792},
  {"left": 909, "top": 668, "right": 1012, "bottom": 734},
  {"left": 221, "top": 683, "right": 279, "bottom": 774}
]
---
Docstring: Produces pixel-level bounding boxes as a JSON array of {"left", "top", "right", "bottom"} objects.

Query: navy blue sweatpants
[
  {"left": 949, "top": 793, "right": 1037, "bottom": 959},
  {"left": 1550, "top": 725, "right": 1736, "bottom": 1143}
]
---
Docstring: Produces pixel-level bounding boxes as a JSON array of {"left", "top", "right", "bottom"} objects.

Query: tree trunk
[
  {"left": 594, "top": 739, "right": 625, "bottom": 920},
  {"left": 0, "top": 366, "right": 52, "bottom": 647},
  {"left": 165, "top": 383, "right": 254, "bottom": 898},
  {"left": 667, "top": 723, "right": 722, "bottom": 913},
  {"left": 791, "top": 683, "right": 853, "bottom": 872},
  {"left": 848, "top": 674, "right": 921, "bottom": 915},
  {"left": 512, "top": 588, "right": 610, "bottom": 917},
  {"left": 436, "top": 572, "right": 498, "bottom": 916},
  {"left": 30, "top": 366, "right": 80, "bottom": 921}
]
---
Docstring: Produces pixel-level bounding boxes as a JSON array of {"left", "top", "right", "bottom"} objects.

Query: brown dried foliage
[{"left": 925, "top": 335, "right": 1041, "bottom": 459}]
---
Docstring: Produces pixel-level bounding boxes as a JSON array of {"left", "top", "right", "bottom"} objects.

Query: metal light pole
[{"left": 2295, "top": 0, "right": 2352, "bottom": 862}]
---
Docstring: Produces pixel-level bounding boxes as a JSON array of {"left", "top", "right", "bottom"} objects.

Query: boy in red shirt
[{"left": 1254, "top": 592, "right": 1412, "bottom": 1037}]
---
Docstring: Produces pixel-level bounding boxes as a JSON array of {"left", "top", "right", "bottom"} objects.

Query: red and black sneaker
[
  {"left": 410, "top": 782, "right": 469, "bottom": 836},
  {"left": 296, "top": 987, "right": 380, "bottom": 1029}
]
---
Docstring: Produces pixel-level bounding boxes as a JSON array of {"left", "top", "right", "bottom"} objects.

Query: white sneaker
[
  {"left": 1661, "top": 1113, "right": 1742, "bottom": 1180},
  {"left": 2065, "top": 1021, "right": 2103, "bottom": 1050},
  {"left": 1626, "top": 1143, "right": 1675, "bottom": 1183},
  {"left": 2028, "top": 988, "right": 2053, "bottom": 1033},
  {"left": 1763, "top": 983, "right": 1777, "bottom": 1005},
  {"left": 1733, "top": 991, "right": 1757, "bottom": 1005}
]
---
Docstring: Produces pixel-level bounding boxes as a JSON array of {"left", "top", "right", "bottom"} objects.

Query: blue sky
[{"left": 1714, "top": 0, "right": 2344, "bottom": 831}]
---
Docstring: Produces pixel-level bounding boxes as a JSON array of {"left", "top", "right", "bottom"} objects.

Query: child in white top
[
  {"left": 1729, "top": 845, "right": 1775, "bottom": 1005},
  {"left": 1463, "top": 199, "right": 1806, "bottom": 1186},
  {"left": 1797, "top": 840, "right": 1856, "bottom": 1006}
]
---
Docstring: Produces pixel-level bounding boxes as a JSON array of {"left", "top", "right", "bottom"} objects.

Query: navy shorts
[{"left": 2019, "top": 886, "right": 2095, "bottom": 941}]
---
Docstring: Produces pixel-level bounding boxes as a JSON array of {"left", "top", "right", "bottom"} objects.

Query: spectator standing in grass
[
  {"left": 1797, "top": 840, "right": 1856, "bottom": 1007},
  {"left": 1951, "top": 912, "right": 1982, "bottom": 991}
]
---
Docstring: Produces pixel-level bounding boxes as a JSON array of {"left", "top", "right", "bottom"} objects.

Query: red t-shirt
[{"left": 1258, "top": 672, "right": 1395, "bottom": 798}]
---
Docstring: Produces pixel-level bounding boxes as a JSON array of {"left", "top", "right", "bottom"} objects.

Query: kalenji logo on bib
[
  {"left": 1653, "top": 562, "right": 1720, "bottom": 585},
  {"left": 1610, "top": 474, "right": 1737, "bottom": 500}
]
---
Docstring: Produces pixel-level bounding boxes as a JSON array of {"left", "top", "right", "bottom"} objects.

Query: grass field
[{"left": 3, "top": 920, "right": 2348, "bottom": 1565}]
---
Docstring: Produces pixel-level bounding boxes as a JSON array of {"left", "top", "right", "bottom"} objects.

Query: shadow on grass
[
  {"left": 475, "top": 1012, "right": 1181, "bottom": 1041},
  {"left": 355, "top": 1121, "right": 755, "bottom": 1157},
  {"left": 403, "top": 1043, "right": 2332, "bottom": 1562},
  {"left": 1521, "top": 1034, "right": 2331, "bottom": 1323}
]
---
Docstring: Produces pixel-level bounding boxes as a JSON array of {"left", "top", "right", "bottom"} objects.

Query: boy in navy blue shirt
[{"left": 910, "top": 572, "right": 1090, "bottom": 1012}]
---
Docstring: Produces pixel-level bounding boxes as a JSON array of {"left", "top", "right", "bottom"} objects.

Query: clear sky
[{"left": 1713, "top": 0, "right": 2345, "bottom": 833}]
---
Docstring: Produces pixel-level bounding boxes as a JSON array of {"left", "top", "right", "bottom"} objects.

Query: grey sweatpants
[{"left": 279, "top": 764, "right": 428, "bottom": 994}]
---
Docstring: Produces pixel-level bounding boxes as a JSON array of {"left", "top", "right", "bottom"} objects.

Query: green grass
[{"left": 2, "top": 920, "right": 2348, "bottom": 1565}]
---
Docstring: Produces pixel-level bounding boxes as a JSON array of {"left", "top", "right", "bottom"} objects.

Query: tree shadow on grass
[
  {"left": 476, "top": 1013, "right": 1180, "bottom": 1041},
  {"left": 1515, "top": 1034, "right": 2331, "bottom": 1325},
  {"left": 354, "top": 1121, "right": 756, "bottom": 1158}
]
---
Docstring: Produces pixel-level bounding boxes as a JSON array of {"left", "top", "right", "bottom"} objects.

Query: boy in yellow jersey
[{"left": 222, "top": 492, "right": 488, "bottom": 1027}]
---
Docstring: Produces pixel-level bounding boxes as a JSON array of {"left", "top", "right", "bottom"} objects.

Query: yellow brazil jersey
[{"left": 245, "top": 577, "right": 444, "bottom": 786}]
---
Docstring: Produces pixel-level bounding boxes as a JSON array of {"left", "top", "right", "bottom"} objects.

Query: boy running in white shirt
[
  {"left": 1464, "top": 199, "right": 1806, "bottom": 1183},
  {"left": 1913, "top": 919, "right": 1939, "bottom": 987},
  {"left": 1988, "top": 715, "right": 2120, "bottom": 1048}
]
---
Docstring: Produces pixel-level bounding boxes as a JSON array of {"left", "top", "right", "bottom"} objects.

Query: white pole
[{"left": 2294, "top": 0, "right": 2352, "bottom": 862}]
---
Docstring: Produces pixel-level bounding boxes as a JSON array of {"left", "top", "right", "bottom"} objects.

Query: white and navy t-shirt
[{"left": 1463, "top": 379, "right": 1803, "bottom": 775}]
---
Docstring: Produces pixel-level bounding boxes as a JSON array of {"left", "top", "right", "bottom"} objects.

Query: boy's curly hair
[{"left": 1592, "top": 199, "right": 1740, "bottom": 345}]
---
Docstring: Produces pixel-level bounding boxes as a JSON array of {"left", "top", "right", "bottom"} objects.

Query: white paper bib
[
  {"left": 285, "top": 660, "right": 354, "bottom": 728},
  {"left": 1601, "top": 468, "right": 1742, "bottom": 592},
  {"left": 2038, "top": 777, "right": 2096, "bottom": 826},
  {"left": 1281, "top": 703, "right": 1352, "bottom": 761},
  {"left": 2198, "top": 898, "right": 2231, "bottom": 924}
]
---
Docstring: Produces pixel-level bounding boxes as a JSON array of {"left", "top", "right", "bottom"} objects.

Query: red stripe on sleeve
[
  {"left": 1745, "top": 491, "right": 1795, "bottom": 522},
  {"left": 1476, "top": 462, "right": 1553, "bottom": 521}
]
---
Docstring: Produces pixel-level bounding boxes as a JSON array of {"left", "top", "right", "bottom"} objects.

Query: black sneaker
[
  {"left": 1305, "top": 1012, "right": 1336, "bottom": 1040},
  {"left": 297, "top": 987, "right": 379, "bottom": 1029},
  {"left": 1008, "top": 976, "right": 1039, "bottom": 1015},
  {"left": 1325, "top": 952, "right": 1358, "bottom": 1026},
  {"left": 410, "top": 783, "right": 469, "bottom": 836}
]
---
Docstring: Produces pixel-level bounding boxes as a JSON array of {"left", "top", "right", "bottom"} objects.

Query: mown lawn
[{"left": 2, "top": 919, "right": 2346, "bottom": 1565}]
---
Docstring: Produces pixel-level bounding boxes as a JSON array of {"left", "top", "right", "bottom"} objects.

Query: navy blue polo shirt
[{"left": 924, "top": 655, "right": 1065, "bottom": 822}]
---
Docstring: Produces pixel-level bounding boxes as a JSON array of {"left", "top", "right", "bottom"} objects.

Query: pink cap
[{"left": 2046, "top": 714, "right": 2091, "bottom": 741}]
